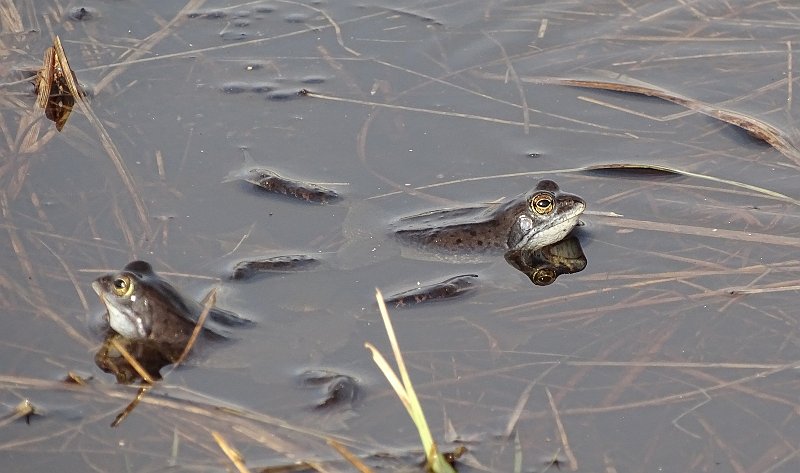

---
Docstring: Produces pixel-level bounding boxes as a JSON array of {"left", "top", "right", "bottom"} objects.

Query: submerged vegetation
[{"left": 365, "top": 289, "right": 459, "bottom": 473}]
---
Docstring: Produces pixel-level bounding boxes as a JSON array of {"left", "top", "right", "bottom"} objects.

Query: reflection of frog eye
[
  {"left": 530, "top": 193, "right": 554, "bottom": 215},
  {"left": 532, "top": 268, "right": 557, "bottom": 286},
  {"left": 111, "top": 275, "right": 134, "bottom": 297}
]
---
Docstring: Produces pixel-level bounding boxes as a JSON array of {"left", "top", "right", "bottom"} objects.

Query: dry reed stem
[
  {"left": 93, "top": 0, "right": 205, "bottom": 94},
  {"left": 109, "top": 338, "right": 155, "bottom": 384},
  {"left": 0, "top": 0, "right": 23, "bottom": 32},
  {"left": 173, "top": 288, "right": 215, "bottom": 367},
  {"left": 29, "top": 36, "right": 153, "bottom": 239},
  {"left": 306, "top": 91, "right": 632, "bottom": 137},
  {"left": 354, "top": 99, "right": 459, "bottom": 207},
  {"left": 484, "top": 32, "right": 530, "bottom": 134},
  {"left": 503, "top": 363, "right": 559, "bottom": 438},
  {"left": 367, "top": 164, "right": 797, "bottom": 206},
  {"left": 504, "top": 380, "right": 535, "bottom": 439},
  {"left": 0, "top": 369, "right": 366, "bottom": 448},
  {"left": 36, "top": 238, "right": 90, "bottom": 313},
  {"left": 545, "top": 388, "right": 577, "bottom": 471},
  {"left": 112, "top": 287, "right": 217, "bottom": 426},
  {"left": 111, "top": 385, "right": 151, "bottom": 427},
  {"left": 695, "top": 417, "right": 747, "bottom": 473},
  {"left": 279, "top": 0, "right": 361, "bottom": 57},
  {"left": 327, "top": 438, "right": 373, "bottom": 473},
  {"left": 598, "top": 215, "right": 800, "bottom": 247},
  {"left": 75, "top": 8, "right": 384, "bottom": 79},
  {"left": 34, "top": 46, "right": 54, "bottom": 109},
  {"left": 212, "top": 430, "right": 252, "bottom": 473},
  {"left": 233, "top": 423, "right": 330, "bottom": 472},
  {"left": 520, "top": 74, "right": 800, "bottom": 167}
]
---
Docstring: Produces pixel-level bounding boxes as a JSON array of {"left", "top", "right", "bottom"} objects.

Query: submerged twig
[{"left": 111, "top": 385, "right": 152, "bottom": 427}]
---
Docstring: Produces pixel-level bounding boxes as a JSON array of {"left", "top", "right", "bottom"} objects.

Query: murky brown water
[{"left": 2, "top": 1, "right": 800, "bottom": 471}]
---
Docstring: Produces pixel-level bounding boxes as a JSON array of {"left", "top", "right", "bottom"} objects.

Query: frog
[
  {"left": 92, "top": 261, "right": 252, "bottom": 347},
  {"left": 393, "top": 179, "right": 585, "bottom": 255}
]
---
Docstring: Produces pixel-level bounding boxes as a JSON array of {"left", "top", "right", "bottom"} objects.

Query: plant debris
[{"left": 34, "top": 36, "right": 85, "bottom": 131}]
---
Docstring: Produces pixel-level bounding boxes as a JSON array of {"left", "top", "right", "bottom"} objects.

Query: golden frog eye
[
  {"left": 532, "top": 268, "right": 557, "bottom": 286},
  {"left": 530, "top": 192, "right": 554, "bottom": 215},
  {"left": 111, "top": 275, "right": 134, "bottom": 297}
]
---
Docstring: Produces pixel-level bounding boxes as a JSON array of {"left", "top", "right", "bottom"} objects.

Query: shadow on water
[{"left": 2, "top": 0, "right": 800, "bottom": 471}]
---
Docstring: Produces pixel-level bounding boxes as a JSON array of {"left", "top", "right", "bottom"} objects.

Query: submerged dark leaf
[
  {"left": 384, "top": 274, "right": 479, "bottom": 307},
  {"left": 297, "top": 369, "right": 361, "bottom": 410},
  {"left": 68, "top": 7, "right": 96, "bottom": 21},
  {"left": 237, "top": 168, "right": 340, "bottom": 203},
  {"left": 580, "top": 163, "right": 682, "bottom": 178},
  {"left": 267, "top": 89, "right": 308, "bottom": 100},
  {"left": 229, "top": 254, "right": 320, "bottom": 281}
]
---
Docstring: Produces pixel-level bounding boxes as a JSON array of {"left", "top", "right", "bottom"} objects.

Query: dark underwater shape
[
  {"left": 384, "top": 274, "right": 479, "bottom": 307},
  {"left": 229, "top": 254, "right": 321, "bottom": 281}
]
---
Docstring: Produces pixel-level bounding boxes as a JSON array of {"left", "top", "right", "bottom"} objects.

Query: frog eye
[
  {"left": 532, "top": 268, "right": 557, "bottom": 286},
  {"left": 530, "top": 192, "right": 554, "bottom": 215},
  {"left": 111, "top": 275, "right": 134, "bottom": 297}
]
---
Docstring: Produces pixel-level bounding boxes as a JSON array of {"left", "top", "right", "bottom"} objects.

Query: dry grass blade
[
  {"left": 305, "top": 91, "right": 630, "bottom": 138},
  {"left": 112, "top": 288, "right": 216, "bottom": 427},
  {"left": 532, "top": 74, "right": 800, "bottom": 167},
  {"left": 370, "top": 162, "right": 797, "bottom": 208},
  {"left": 93, "top": 0, "right": 205, "bottom": 93},
  {"left": 173, "top": 287, "right": 216, "bottom": 367},
  {"left": 0, "top": 0, "right": 24, "bottom": 33},
  {"left": 596, "top": 215, "right": 800, "bottom": 247},
  {"left": 365, "top": 289, "right": 456, "bottom": 473},
  {"left": 278, "top": 0, "right": 361, "bottom": 57},
  {"left": 327, "top": 438, "right": 374, "bottom": 473},
  {"left": 30, "top": 36, "right": 153, "bottom": 236},
  {"left": 108, "top": 337, "right": 155, "bottom": 427},
  {"left": 212, "top": 430, "right": 252, "bottom": 473},
  {"left": 581, "top": 163, "right": 800, "bottom": 205},
  {"left": 545, "top": 388, "right": 577, "bottom": 471},
  {"left": 52, "top": 36, "right": 84, "bottom": 100},
  {"left": 109, "top": 338, "right": 156, "bottom": 384},
  {"left": 72, "top": 89, "right": 153, "bottom": 239},
  {"left": 504, "top": 362, "right": 560, "bottom": 439},
  {"left": 513, "top": 430, "right": 522, "bottom": 473},
  {"left": 35, "top": 47, "right": 54, "bottom": 109}
]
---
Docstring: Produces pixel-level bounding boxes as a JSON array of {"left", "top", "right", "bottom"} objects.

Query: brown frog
[
  {"left": 394, "top": 180, "right": 585, "bottom": 254},
  {"left": 92, "top": 261, "right": 251, "bottom": 347}
]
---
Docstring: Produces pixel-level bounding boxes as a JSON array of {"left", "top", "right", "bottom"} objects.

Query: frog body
[
  {"left": 393, "top": 180, "right": 585, "bottom": 254},
  {"left": 92, "top": 261, "right": 251, "bottom": 345}
]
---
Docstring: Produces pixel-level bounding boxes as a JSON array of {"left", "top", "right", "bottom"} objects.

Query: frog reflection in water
[
  {"left": 92, "top": 261, "right": 252, "bottom": 347},
  {"left": 394, "top": 180, "right": 585, "bottom": 254}
]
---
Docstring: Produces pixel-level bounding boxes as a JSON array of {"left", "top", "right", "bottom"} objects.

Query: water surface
[{"left": 1, "top": 1, "right": 799, "bottom": 471}]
